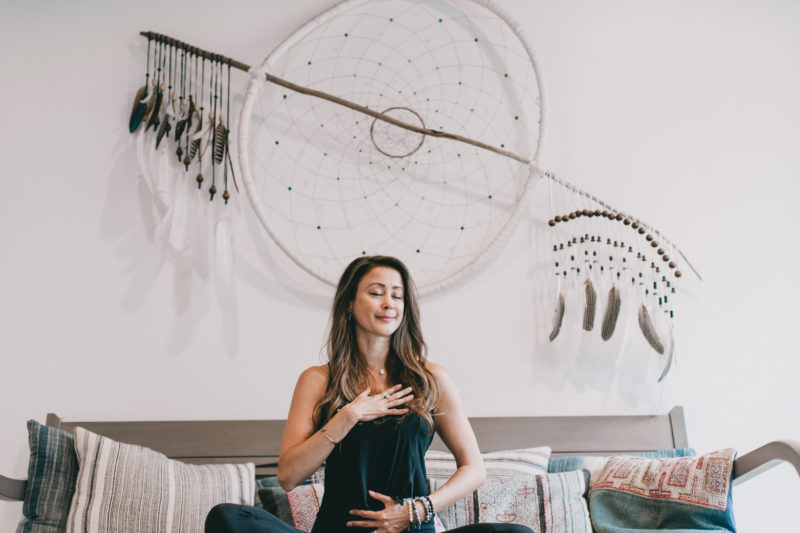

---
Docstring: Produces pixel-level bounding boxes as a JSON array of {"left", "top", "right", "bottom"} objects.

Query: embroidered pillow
[
  {"left": 66, "top": 426, "right": 255, "bottom": 533},
  {"left": 16, "top": 420, "right": 79, "bottom": 533},
  {"left": 426, "top": 446, "right": 551, "bottom": 529},
  {"left": 429, "top": 470, "right": 591, "bottom": 532},
  {"left": 548, "top": 448, "right": 696, "bottom": 487},
  {"left": 589, "top": 449, "right": 737, "bottom": 532},
  {"left": 259, "top": 483, "right": 446, "bottom": 532}
]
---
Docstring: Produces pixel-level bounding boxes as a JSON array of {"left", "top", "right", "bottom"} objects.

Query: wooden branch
[{"left": 139, "top": 31, "right": 531, "bottom": 165}]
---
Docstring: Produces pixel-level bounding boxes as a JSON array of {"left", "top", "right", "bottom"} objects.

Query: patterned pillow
[
  {"left": 259, "top": 483, "right": 447, "bottom": 532},
  {"left": 548, "top": 448, "right": 696, "bottom": 487},
  {"left": 429, "top": 470, "right": 591, "bottom": 532},
  {"left": 589, "top": 449, "right": 737, "bottom": 532},
  {"left": 425, "top": 446, "right": 551, "bottom": 529},
  {"left": 253, "top": 469, "right": 324, "bottom": 508},
  {"left": 65, "top": 426, "right": 255, "bottom": 533},
  {"left": 16, "top": 420, "right": 79, "bottom": 533}
]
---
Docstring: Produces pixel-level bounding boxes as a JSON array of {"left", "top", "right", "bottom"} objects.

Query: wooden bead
[
  {"left": 657, "top": 248, "right": 664, "bottom": 255},
  {"left": 669, "top": 261, "right": 676, "bottom": 268},
  {"left": 594, "top": 209, "right": 601, "bottom": 216},
  {"left": 646, "top": 234, "right": 653, "bottom": 241},
  {"left": 615, "top": 214, "right": 623, "bottom": 221},
  {"left": 569, "top": 212, "right": 576, "bottom": 219},
  {"left": 548, "top": 219, "right": 556, "bottom": 227},
  {"left": 623, "top": 219, "right": 631, "bottom": 225},
  {"left": 555, "top": 215, "right": 562, "bottom": 222},
  {"left": 638, "top": 227, "right": 645, "bottom": 234},
  {"left": 651, "top": 241, "right": 658, "bottom": 247},
  {"left": 602, "top": 210, "right": 609, "bottom": 217},
  {"left": 675, "top": 270, "right": 683, "bottom": 278},
  {"left": 632, "top": 221, "right": 640, "bottom": 229},
  {"left": 663, "top": 255, "right": 670, "bottom": 261}
]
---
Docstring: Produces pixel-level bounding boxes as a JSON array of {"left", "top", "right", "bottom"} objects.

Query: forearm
[
  {"left": 427, "top": 463, "right": 486, "bottom": 515},
  {"left": 277, "top": 407, "right": 358, "bottom": 490}
]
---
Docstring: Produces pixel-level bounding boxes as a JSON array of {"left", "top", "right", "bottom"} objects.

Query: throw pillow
[
  {"left": 425, "top": 446, "right": 551, "bottom": 529},
  {"left": 426, "top": 446, "right": 551, "bottom": 479},
  {"left": 16, "top": 420, "right": 79, "bottom": 533},
  {"left": 430, "top": 470, "right": 591, "bottom": 532},
  {"left": 66, "top": 426, "right": 255, "bottom": 533},
  {"left": 254, "top": 469, "right": 325, "bottom": 509},
  {"left": 589, "top": 448, "right": 737, "bottom": 533},
  {"left": 548, "top": 447, "right": 696, "bottom": 487}
]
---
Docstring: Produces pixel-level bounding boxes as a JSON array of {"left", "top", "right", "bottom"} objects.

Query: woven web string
[{"left": 241, "top": 0, "right": 542, "bottom": 292}]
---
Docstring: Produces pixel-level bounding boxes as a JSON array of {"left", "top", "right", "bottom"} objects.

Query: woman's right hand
[{"left": 342, "top": 384, "right": 414, "bottom": 423}]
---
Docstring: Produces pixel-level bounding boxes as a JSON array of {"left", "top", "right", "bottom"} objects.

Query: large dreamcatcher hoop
[{"left": 238, "top": 0, "right": 546, "bottom": 294}]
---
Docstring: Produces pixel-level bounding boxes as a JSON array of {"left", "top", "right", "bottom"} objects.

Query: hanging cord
[{"left": 209, "top": 58, "right": 218, "bottom": 201}]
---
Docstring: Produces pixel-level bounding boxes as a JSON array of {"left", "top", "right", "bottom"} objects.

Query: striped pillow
[
  {"left": 66, "top": 426, "right": 254, "bottom": 533},
  {"left": 17, "top": 420, "right": 79, "bottom": 533}
]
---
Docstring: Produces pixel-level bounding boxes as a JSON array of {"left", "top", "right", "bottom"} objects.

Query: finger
[
  {"left": 368, "top": 490, "right": 394, "bottom": 504},
  {"left": 393, "top": 394, "right": 414, "bottom": 405},
  {"left": 345, "top": 520, "right": 379, "bottom": 528},
  {"left": 358, "top": 387, "right": 371, "bottom": 397},
  {"left": 349, "top": 509, "right": 380, "bottom": 519},
  {"left": 385, "top": 408, "right": 409, "bottom": 416}
]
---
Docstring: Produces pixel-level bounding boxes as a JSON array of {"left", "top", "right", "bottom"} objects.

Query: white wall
[{"left": 2, "top": 0, "right": 798, "bottom": 530}]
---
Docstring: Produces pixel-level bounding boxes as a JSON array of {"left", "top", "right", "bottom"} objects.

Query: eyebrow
[{"left": 366, "top": 282, "right": 403, "bottom": 291}]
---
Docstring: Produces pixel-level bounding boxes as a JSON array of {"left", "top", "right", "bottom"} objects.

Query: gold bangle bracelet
[{"left": 320, "top": 426, "right": 338, "bottom": 444}]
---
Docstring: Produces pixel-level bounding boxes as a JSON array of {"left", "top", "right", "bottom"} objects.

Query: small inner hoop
[{"left": 369, "top": 107, "right": 426, "bottom": 158}]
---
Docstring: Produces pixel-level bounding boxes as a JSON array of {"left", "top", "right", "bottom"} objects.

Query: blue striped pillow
[{"left": 16, "top": 420, "right": 79, "bottom": 533}]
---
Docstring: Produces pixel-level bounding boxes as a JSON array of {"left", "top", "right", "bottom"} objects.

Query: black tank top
[{"left": 311, "top": 413, "right": 435, "bottom": 533}]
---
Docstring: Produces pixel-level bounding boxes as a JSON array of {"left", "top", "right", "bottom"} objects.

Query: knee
[{"left": 205, "top": 503, "right": 241, "bottom": 532}]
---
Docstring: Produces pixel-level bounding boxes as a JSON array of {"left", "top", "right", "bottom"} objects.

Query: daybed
[{"left": 2, "top": 407, "right": 799, "bottom": 532}]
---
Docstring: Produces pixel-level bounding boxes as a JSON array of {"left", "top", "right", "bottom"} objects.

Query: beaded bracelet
[
  {"left": 404, "top": 498, "right": 420, "bottom": 526},
  {"left": 417, "top": 496, "right": 434, "bottom": 523}
]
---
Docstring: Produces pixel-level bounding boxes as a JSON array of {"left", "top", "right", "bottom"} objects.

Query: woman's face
[{"left": 350, "top": 266, "right": 405, "bottom": 339}]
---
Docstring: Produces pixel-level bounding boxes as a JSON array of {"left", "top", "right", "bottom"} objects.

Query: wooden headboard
[{"left": 44, "top": 407, "right": 688, "bottom": 476}]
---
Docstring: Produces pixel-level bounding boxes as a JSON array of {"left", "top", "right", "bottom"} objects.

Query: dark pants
[{"left": 206, "top": 504, "right": 534, "bottom": 533}]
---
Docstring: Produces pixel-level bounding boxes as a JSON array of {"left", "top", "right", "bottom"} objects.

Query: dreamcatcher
[{"left": 129, "top": 0, "right": 700, "bottom": 379}]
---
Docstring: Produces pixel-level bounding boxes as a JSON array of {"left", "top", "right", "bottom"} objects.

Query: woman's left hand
[{"left": 347, "top": 490, "right": 411, "bottom": 532}]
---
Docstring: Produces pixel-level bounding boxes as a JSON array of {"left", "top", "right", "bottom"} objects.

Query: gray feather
[
  {"left": 582, "top": 280, "right": 596, "bottom": 331},
  {"left": 638, "top": 305, "right": 664, "bottom": 354},
  {"left": 601, "top": 286, "right": 621, "bottom": 340},
  {"left": 548, "top": 293, "right": 565, "bottom": 342}
]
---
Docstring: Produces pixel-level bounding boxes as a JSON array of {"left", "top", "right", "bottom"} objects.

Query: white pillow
[
  {"left": 67, "top": 426, "right": 254, "bottom": 533},
  {"left": 425, "top": 446, "right": 551, "bottom": 478}
]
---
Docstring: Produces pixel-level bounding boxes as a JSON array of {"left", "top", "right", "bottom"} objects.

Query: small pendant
[{"left": 379, "top": 368, "right": 385, "bottom": 375}]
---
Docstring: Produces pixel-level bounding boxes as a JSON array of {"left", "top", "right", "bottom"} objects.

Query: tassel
[
  {"left": 548, "top": 293, "right": 565, "bottom": 342},
  {"left": 582, "top": 280, "right": 596, "bottom": 331},
  {"left": 638, "top": 304, "right": 664, "bottom": 354},
  {"left": 601, "top": 286, "right": 621, "bottom": 340}
]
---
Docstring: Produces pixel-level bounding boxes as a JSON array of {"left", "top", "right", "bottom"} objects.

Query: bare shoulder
[
  {"left": 293, "top": 364, "right": 329, "bottom": 397},
  {"left": 425, "top": 360, "right": 453, "bottom": 383}
]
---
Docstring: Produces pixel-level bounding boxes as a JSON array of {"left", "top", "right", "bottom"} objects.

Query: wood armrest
[
  {"left": 0, "top": 474, "right": 26, "bottom": 502},
  {"left": 733, "top": 440, "right": 800, "bottom": 485}
]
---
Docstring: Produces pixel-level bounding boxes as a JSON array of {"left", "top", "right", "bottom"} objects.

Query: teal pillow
[
  {"left": 589, "top": 449, "right": 737, "bottom": 532},
  {"left": 16, "top": 420, "right": 79, "bottom": 533}
]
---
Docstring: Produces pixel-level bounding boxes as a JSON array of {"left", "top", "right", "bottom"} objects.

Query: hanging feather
[
  {"left": 155, "top": 114, "right": 171, "bottom": 149},
  {"left": 213, "top": 122, "right": 228, "bottom": 164},
  {"left": 601, "top": 285, "right": 621, "bottom": 340},
  {"left": 141, "top": 82, "right": 157, "bottom": 121},
  {"left": 548, "top": 292, "right": 565, "bottom": 342},
  {"left": 657, "top": 329, "right": 674, "bottom": 382},
  {"left": 128, "top": 85, "right": 148, "bottom": 133},
  {"left": 188, "top": 116, "right": 202, "bottom": 160},
  {"left": 174, "top": 98, "right": 190, "bottom": 140},
  {"left": 145, "top": 86, "right": 163, "bottom": 132},
  {"left": 582, "top": 279, "right": 596, "bottom": 331},
  {"left": 638, "top": 304, "right": 664, "bottom": 354}
]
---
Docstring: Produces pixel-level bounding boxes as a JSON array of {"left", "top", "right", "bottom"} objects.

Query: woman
[{"left": 207, "top": 256, "right": 532, "bottom": 533}]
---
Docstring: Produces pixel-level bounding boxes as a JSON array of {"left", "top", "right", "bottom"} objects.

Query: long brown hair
[{"left": 313, "top": 255, "right": 439, "bottom": 433}]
